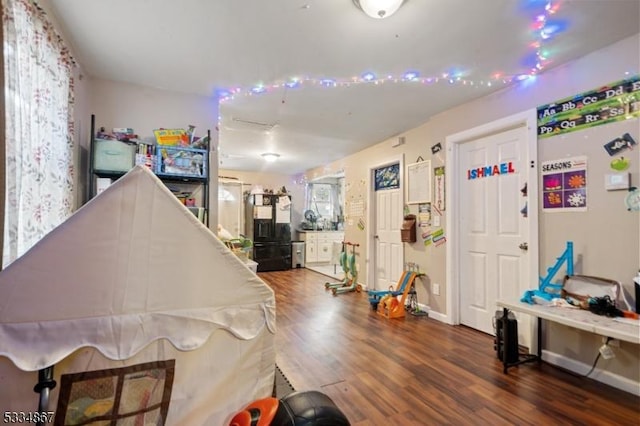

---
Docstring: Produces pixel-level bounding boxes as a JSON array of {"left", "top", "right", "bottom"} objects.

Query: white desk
[{"left": 496, "top": 299, "right": 640, "bottom": 373}]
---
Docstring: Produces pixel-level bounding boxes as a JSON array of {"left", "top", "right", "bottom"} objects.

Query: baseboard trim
[
  {"left": 425, "top": 309, "right": 448, "bottom": 323},
  {"left": 542, "top": 350, "right": 640, "bottom": 396}
]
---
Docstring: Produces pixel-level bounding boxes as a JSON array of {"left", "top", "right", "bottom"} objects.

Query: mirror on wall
[{"left": 302, "top": 173, "right": 345, "bottom": 231}]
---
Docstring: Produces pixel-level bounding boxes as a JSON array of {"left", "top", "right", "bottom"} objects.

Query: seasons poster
[{"left": 541, "top": 156, "right": 587, "bottom": 212}]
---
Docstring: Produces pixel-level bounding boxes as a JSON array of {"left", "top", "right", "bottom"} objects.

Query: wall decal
[
  {"left": 541, "top": 156, "right": 588, "bottom": 212},
  {"left": 537, "top": 75, "right": 640, "bottom": 139},
  {"left": 434, "top": 166, "right": 446, "bottom": 211},
  {"left": 431, "top": 143, "right": 442, "bottom": 154},
  {"left": 604, "top": 132, "right": 637, "bottom": 156},
  {"left": 432, "top": 228, "right": 446, "bottom": 247},
  {"left": 422, "top": 230, "right": 432, "bottom": 246},
  {"left": 467, "top": 162, "right": 515, "bottom": 179},
  {"left": 610, "top": 156, "right": 630, "bottom": 171}
]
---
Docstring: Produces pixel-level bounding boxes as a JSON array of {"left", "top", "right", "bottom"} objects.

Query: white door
[
  {"left": 459, "top": 126, "right": 529, "bottom": 335},
  {"left": 374, "top": 187, "right": 404, "bottom": 290}
]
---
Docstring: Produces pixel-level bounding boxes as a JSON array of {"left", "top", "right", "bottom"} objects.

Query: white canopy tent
[{"left": 0, "top": 166, "right": 276, "bottom": 424}]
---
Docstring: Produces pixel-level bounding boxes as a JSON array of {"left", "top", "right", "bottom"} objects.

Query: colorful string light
[{"left": 218, "top": 1, "right": 562, "bottom": 103}]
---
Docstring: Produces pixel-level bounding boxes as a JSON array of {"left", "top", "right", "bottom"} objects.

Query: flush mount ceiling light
[
  {"left": 261, "top": 153, "right": 280, "bottom": 162},
  {"left": 353, "top": 0, "right": 406, "bottom": 19}
]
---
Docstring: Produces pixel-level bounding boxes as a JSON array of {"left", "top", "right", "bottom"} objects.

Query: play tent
[{"left": 0, "top": 166, "right": 276, "bottom": 424}]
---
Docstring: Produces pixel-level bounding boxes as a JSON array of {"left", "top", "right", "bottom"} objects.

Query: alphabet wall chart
[{"left": 537, "top": 75, "right": 639, "bottom": 138}]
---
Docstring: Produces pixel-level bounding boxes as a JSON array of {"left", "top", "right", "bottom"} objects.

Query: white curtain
[{"left": 2, "top": 0, "right": 75, "bottom": 267}]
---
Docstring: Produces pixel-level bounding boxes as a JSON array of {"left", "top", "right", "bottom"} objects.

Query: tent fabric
[{"left": 0, "top": 166, "right": 276, "bottom": 423}]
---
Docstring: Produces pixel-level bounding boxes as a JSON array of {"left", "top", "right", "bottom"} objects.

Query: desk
[{"left": 496, "top": 299, "right": 640, "bottom": 373}]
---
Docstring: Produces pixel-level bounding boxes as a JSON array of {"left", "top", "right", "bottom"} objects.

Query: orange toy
[
  {"left": 229, "top": 397, "right": 279, "bottom": 426},
  {"left": 373, "top": 271, "right": 423, "bottom": 319}
]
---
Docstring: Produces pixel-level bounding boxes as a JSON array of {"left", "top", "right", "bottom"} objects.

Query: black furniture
[
  {"left": 88, "top": 114, "right": 210, "bottom": 226},
  {"left": 245, "top": 193, "right": 292, "bottom": 272}
]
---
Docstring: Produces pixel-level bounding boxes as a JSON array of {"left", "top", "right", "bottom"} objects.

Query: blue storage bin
[{"left": 155, "top": 145, "right": 207, "bottom": 179}]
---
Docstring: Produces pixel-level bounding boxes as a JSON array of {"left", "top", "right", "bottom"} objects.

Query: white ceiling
[{"left": 48, "top": 0, "right": 640, "bottom": 174}]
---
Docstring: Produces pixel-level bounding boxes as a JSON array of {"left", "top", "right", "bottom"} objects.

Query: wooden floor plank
[{"left": 261, "top": 269, "right": 640, "bottom": 425}]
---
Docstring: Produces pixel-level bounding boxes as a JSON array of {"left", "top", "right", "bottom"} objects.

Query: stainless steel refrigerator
[{"left": 245, "top": 193, "right": 292, "bottom": 272}]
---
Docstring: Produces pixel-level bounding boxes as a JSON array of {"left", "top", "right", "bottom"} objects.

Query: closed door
[
  {"left": 375, "top": 188, "right": 404, "bottom": 290},
  {"left": 459, "top": 126, "right": 529, "bottom": 335}
]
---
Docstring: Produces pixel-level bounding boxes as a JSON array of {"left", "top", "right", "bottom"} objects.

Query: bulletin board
[{"left": 406, "top": 160, "right": 431, "bottom": 204}]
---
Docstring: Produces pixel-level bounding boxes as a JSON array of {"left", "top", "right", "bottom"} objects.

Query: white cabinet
[
  {"left": 299, "top": 231, "right": 344, "bottom": 264},
  {"left": 304, "top": 233, "right": 317, "bottom": 262}
]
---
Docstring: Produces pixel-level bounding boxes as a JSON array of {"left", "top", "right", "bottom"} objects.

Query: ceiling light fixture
[
  {"left": 353, "top": 0, "right": 406, "bottom": 19},
  {"left": 261, "top": 153, "right": 280, "bottom": 162}
]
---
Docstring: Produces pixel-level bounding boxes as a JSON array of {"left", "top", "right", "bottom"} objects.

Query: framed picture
[
  {"left": 406, "top": 160, "right": 431, "bottom": 204},
  {"left": 374, "top": 163, "right": 400, "bottom": 191}
]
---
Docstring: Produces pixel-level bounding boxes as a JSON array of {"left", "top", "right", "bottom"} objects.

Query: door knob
[
  {"left": 374, "top": 235, "right": 379, "bottom": 239},
  {"left": 519, "top": 242, "right": 528, "bottom": 251}
]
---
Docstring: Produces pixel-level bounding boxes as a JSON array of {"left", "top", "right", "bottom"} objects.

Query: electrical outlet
[
  {"left": 599, "top": 344, "right": 615, "bottom": 360},
  {"left": 432, "top": 283, "right": 440, "bottom": 296}
]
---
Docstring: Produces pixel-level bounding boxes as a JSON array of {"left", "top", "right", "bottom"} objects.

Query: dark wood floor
[{"left": 259, "top": 268, "right": 640, "bottom": 426}]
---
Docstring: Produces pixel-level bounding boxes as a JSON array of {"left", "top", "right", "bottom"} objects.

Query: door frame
[
  {"left": 445, "top": 110, "right": 539, "bottom": 334},
  {"left": 366, "top": 154, "right": 404, "bottom": 291}
]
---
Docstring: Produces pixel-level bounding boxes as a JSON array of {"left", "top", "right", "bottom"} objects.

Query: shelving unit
[{"left": 87, "top": 114, "right": 210, "bottom": 226}]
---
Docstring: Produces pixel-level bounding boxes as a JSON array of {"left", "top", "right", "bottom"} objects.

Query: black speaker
[
  {"left": 494, "top": 310, "right": 519, "bottom": 364},
  {"left": 634, "top": 278, "right": 639, "bottom": 314}
]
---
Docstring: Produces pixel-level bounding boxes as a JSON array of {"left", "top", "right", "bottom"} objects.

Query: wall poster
[
  {"left": 418, "top": 203, "right": 431, "bottom": 228},
  {"left": 537, "top": 75, "right": 640, "bottom": 139},
  {"left": 374, "top": 163, "right": 400, "bottom": 191},
  {"left": 541, "top": 156, "right": 588, "bottom": 212},
  {"left": 433, "top": 166, "right": 445, "bottom": 212}
]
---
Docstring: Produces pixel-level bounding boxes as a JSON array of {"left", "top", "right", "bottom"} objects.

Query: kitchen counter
[{"left": 296, "top": 230, "right": 344, "bottom": 264}]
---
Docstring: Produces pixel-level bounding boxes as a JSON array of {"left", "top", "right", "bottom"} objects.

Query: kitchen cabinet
[{"left": 298, "top": 231, "right": 344, "bottom": 264}]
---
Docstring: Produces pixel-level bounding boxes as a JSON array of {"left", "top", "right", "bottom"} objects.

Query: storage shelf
[
  {"left": 93, "top": 169, "right": 128, "bottom": 179},
  {"left": 154, "top": 173, "right": 207, "bottom": 184},
  {"left": 88, "top": 114, "right": 211, "bottom": 227}
]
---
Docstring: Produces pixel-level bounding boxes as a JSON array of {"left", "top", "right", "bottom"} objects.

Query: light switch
[{"left": 605, "top": 173, "right": 629, "bottom": 191}]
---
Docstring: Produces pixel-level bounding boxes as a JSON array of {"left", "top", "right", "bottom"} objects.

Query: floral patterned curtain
[{"left": 2, "top": 0, "right": 75, "bottom": 267}]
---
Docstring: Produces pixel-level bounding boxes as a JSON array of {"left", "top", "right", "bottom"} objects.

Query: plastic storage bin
[
  {"left": 155, "top": 145, "right": 207, "bottom": 179},
  {"left": 93, "top": 139, "right": 136, "bottom": 172}
]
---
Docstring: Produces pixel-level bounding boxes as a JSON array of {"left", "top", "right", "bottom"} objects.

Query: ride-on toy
[
  {"left": 368, "top": 270, "right": 423, "bottom": 319},
  {"left": 325, "top": 242, "right": 361, "bottom": 296},
  {"left": 325, "top": 241, "right": 348, "bottom": 290}
]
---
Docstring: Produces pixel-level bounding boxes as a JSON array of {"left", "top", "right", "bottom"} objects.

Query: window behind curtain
[{"left": 2, "top": 0, "right": 75, "bottom": 267}]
